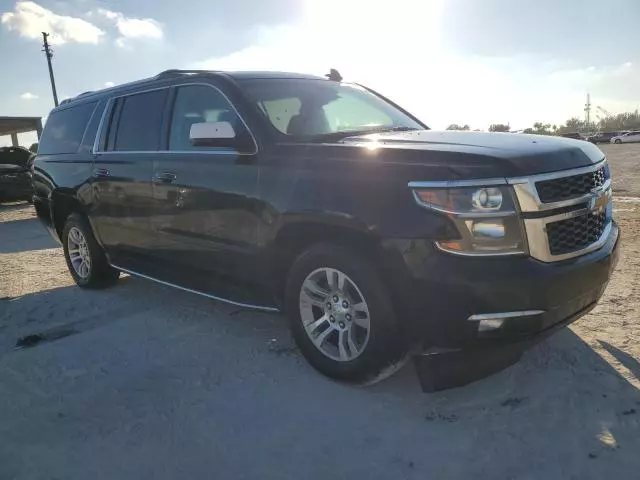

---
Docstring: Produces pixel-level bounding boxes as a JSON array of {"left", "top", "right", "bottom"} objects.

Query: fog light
[
  {"left": 468, "top": 310, "right": 545, "bottom": 333},
  {"left": 477, "top": 318, "right": 504, "bottom": 332},
  {"left": 472, "top": 187, "right": 503, "bottom": 211},
  {"left": 469, "top": 220, "right": 505, "bottom": 239}
]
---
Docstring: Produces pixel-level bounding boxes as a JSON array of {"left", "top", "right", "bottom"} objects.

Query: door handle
[
  {"left": 154, "top": 171, "right": 177, "bottom": 183},
  {"left": 93, "top": 168, "right": 110, "bottom": 177}
]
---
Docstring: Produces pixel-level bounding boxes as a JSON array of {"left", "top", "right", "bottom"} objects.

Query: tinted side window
[
  {"left": 79, "top": 100, "right": 106, "bottom": 154},
  {"left": 39, "top": 102, "right": 97, "bottom": 155},
  {"left": 112, "top": 89, "right": 168, "bottom": 151},
  {"left": 169, "top": 85, "right": 253, "bottom": 152}
]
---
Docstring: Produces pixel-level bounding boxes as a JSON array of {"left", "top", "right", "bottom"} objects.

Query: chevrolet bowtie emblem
[{"left": 589, "top": 186, "right": 610, "bottom": 214}]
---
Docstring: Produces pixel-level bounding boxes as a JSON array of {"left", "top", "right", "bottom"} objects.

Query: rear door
[
  {"left": 91, "top": 88, "right": 169, "bottom": 266},
  {"left": 148, "top": 82, "right": 262, "bottom": 288}
]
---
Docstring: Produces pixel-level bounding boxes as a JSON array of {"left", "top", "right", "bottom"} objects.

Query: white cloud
[
  {"left": 194, "top": 0, "right": 639, "bottom": 129},
  {"left": 94, "top": 8, "right": 162, "bottom": 47},
  {"left": 20, "top": 92, "right": 38, "bottom": 100},
  {"left": 104, "top": 81, "right": 115, "bottom": 87},
  {"left": 0, "top": 1, "right": 104, "bottom": 45}
]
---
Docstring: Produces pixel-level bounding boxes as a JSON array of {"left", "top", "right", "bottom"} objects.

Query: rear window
[{"left": 38, "top": 102, "right": 97, "bottom": 155}]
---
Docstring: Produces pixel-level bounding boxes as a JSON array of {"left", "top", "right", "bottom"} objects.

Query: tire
[
  {"left": 285, "top": 244, "right": 408, "bottom": 384},
  {"left": 62, "top": 213, "right": 120, "bottom": 288},
  {"left": 614, "top": 139, "right": 622, "bottom": 144}
]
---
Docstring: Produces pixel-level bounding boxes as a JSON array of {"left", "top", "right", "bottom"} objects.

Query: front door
[
  {"left": 147, "top": 83, "right": 263, "bottom": 296},
  {"left": 91, "top": 88, "right": 169, "bottom": 266}
]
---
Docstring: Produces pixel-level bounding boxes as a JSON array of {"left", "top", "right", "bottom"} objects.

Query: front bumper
[
  {"left": 389, "top": 220, "right": 620, "bottom": 350},
  {"left": 384, "top": 223, "right": 620, "bottom": 392}
]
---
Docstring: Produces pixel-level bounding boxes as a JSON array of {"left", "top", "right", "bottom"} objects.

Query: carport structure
[{"left": 0, "top": 116, "right": 43, "bottom": 146}]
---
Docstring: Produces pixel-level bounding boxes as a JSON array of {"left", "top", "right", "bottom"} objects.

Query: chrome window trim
[
  {"left": 89, "top": 150, "right": 247, "bottom": 157},
  {"left": 92, "top": 82, "right": 258, "bottom": 156},
  {"left": 78, "top": 101, "right": 101, "bottom": 148},
  {"left": 92, "top": 97, "right": 113, "bottom": 154}
]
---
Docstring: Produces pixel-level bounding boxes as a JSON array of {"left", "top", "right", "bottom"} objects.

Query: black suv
[{"left": 33, "top": 70, "right": 619, "bottom": 388}]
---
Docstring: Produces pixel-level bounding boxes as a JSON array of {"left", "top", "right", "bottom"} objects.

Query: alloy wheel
[
  {"left": 299, "top": 267, "right": 371, "bottom": 362},
  {"left": 67, "top": 226, "right": 91, "bottom": 279}
]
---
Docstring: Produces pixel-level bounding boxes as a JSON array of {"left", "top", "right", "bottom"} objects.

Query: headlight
[{"left": 411, "top": 184, "right": 526, "bottom": 255}]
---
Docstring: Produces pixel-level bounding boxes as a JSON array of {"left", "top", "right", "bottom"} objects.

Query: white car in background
[{"left": 610, "top": 131, "right": 640, "bottom": 144}]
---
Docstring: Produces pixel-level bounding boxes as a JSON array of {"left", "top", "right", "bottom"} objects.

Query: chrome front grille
[
  {"left": 536, "top": 164, "right": 608, "bottom": 203},
  {"left": 509, "top": 160, "right": 613, "bottom": 262},
  {"left": 546, "top": 211, "right": 608, "bottom": 255}
]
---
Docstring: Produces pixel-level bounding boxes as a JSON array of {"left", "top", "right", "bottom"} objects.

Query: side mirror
[{"left": 189, "top": 121, "right": 236, "bottom": 147}]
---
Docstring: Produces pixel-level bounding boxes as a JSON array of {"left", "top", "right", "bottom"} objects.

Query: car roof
[
  {"left": 223, "top": 71, "right": 325, "bottom": 80},
  {"left": 56, "top": 70, "right": 328, "bottom": 108}
]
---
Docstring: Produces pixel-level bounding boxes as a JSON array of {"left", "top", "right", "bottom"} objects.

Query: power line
[{"left": 41, "top": 32, "right": 59, "bottom": 107}]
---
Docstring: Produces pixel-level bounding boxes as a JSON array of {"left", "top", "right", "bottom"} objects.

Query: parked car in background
[
  {"left": 560, "top": 132, "right": 583, "bottom": 140},
  {"left": 0, "top": 146, "right": 34, "bottom": 202},
  {"left": 587, "top": 132, "right": 622, "bottom": 144},
  {"left": 32, "top": 69, "right": 619, "bottom": 390},
  {"left": 610, "top": 131, "right": 640, "bottom": 144}
]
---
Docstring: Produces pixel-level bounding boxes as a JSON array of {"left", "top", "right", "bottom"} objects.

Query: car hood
[{"left": 338, "top": 130, "right": 605, "bottom": 177}]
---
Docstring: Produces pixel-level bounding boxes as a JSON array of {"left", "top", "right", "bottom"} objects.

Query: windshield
[{"left": 239, "top": 79, "right": 425, "bottom": 139}]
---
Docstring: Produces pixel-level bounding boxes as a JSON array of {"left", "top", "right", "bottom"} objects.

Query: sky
[{"left": 1, "top": 0, "right": 639, "bottom": 146}]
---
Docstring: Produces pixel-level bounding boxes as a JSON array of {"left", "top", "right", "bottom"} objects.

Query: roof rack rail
[
  {"left": 56, "top": 70, "right": 217, "bottom": 107},
  {"left": 155, "top": 69, "right": 217, "bottom": 78}
]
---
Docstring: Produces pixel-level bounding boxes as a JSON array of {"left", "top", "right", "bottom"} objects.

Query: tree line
[{"left": 446, "top": 109, "right": 640, "bottom": 135}]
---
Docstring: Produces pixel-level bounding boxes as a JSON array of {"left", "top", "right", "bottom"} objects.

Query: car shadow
[
  {"left": 599, "top": 340, "right": 640, "bottom": 380},
  {"left": 0, "top": 217, "right": 58, "bottom": 254}
]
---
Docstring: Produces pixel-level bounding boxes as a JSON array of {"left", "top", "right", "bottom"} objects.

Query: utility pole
[
  {"left": 41, "top": 32, "right": 59, "bottom": 107},
  {"left": 584, "top": 93, "right": 591, "bottom": 127}
]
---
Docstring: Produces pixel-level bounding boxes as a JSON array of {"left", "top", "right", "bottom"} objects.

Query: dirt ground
[{"left": 0, "top": 144, "right": 639, "bottom": 479}]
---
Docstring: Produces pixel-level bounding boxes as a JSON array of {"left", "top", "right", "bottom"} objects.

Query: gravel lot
[{"left": 1, "top": 144, "right": 639, "bottom": 479}]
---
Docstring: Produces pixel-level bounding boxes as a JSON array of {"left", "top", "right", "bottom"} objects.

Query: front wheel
[
  {"left": 285, "top": 244, "right": 408, "bottom": 384},
  {"left": 62, "top": 213, "right": 120, "bottom": 288},
  {"left": 614, "top": 139, "right": 622, "bottom": 144}
]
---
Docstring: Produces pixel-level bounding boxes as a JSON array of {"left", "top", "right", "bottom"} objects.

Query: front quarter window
[{"left": 240, "top": 79, "right": 425, "bottom": 140}]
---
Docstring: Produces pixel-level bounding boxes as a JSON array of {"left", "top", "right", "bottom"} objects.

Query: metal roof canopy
[{"left": 0, "top": 116, "right": 43, "bottom": 146}]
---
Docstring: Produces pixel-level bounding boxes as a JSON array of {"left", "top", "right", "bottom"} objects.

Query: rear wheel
[
  {"left": 62, "top": 213, "right": 119, "bottom": 288},
  {"left": 285, "top": 244, "right": 408, "bottom": 384}
]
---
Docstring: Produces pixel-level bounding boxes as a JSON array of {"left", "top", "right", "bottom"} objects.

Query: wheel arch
[
  {"left": 267, "top": 218, "right": 411, "bottom": 316},
  {"left": 50, "top": 189, "right": 89, "bottom": 240}
]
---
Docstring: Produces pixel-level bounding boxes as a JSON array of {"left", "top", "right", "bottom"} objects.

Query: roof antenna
[{"left": 325, "top": 68, "right": 343, "bottom": 82}]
